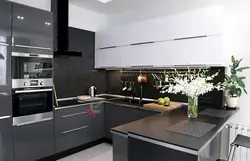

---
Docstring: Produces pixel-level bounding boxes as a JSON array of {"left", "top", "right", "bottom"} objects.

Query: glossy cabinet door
[
  {"left": 12, "top": 3, "right": 53, "bottom": 50},
  {"left": 0, "top": 0, "right": 12, "bottom": 117},
  {"left": 14, "top": 120, "right": 55, "bottom": 161},
  {"left": 0, "top": 0, "right": 11, "bottom": 45},
  {"left": 0, "top": 118, "right": 14, "bottom": 161},
  {"left": 105, "top": 103, "right": 138, "bottom": 139},
  {"left": 55, "top": 105, "right": 92, "bottom": 153},
  {"left": 89, "top": 103, "right": 105, "bottom": 141}
]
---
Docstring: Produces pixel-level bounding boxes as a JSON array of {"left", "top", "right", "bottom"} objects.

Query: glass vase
[{"left": 188, "top": 96, "right": 198, "bottom": 119}]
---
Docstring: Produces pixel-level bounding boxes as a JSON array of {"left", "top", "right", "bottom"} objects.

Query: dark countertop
[
  {"left": 111, "top": 106, "right": 237, "bottom": 151},
  {"left": 55, "top": 95, "right": 162, "bottom": 113}
]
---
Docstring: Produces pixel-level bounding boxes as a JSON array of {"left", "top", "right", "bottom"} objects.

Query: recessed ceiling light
[
  {"left": 17, "top": 16, "right": 24, "bottom": 20},
  {"left": 98, "top": 0, "right": 112, "bottom": 3}
]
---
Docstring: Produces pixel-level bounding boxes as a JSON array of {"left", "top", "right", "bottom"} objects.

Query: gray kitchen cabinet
[
  {"left": 105, "top": 103, "right": 138, "bottom": 139},
  {"left": 89, "top": 103, "right": 105, "bottom": 141},
  {"left": 0, "top": 0, "right": 12, "bottom": 116},
  {"left": 12, "top": 2, "right": 53, "bottom": 51},
  {"left": 14, "top": 119, "right": 54, "bottom": 161},
  {"left": 55, "top": 105, "right": 92, "bottom": 153},
  {"left": 112, "top": 132, "right": 128, "bottom": 161},
  {"left": 0, "top": 0, "right": 11, "bottom": 43},
  {"left": 105, "top": 103, "right": 160, "bottom": 140},
  {"left": 0, "top": 118, "right": 14, "bottom": 161},
  {"left": 137, "top": 109, "right": 159, "bottom": 119},
  {"left": 55, "top": 103, "right": 103, "bottom": 153}
]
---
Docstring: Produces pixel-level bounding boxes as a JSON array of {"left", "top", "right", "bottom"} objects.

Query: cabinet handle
[
  {"left": 62, "top": 126, "right": 88, "bottom": 134},
  {"left": 15, "top": 44, "right": 52, "bottom": 50},
  {"left": 99, "top": 46, "right": 117, "bottom": 50},
  {"left": 62, "top": 112, "right": 87, "bottom": 118},
  {"left": 131, "top": 41, "right": 154, "bottom": 46},
  {"left": 14, "top": 117, "right": 53, "bottom": 126},
  {"left": 0, "top": 43, "right": 9, "bottom": 46},
  {"left": 174, "top": 35, "right": 207, "bottom": 41},
  {"left": 0, "top": 116, "right": 11, "bottom": 120}
]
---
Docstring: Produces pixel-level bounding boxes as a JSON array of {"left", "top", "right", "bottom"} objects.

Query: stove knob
[
  {"left": 40, "top": 81, "right": 44, "bottom": 86},
  {"left": 24, "top": 82, "right": 28, "bottom": 86}
]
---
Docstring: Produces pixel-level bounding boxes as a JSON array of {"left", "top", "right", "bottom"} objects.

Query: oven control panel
[{"left": 12, "top": 79, "right": 53, "bottom": 89}]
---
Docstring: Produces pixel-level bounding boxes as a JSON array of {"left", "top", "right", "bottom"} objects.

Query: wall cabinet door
[
  {"left": 14, "top": 120, "right": 55, "bottom": 161},
  {"left": 0, "top": 118, "right": 14, "bottom": 161},
  {"left": 12, "top": 3, "right": 53, "bottom": 50},
  {"left": 95, "top": 47, "right": 124, "bottom": 68},
  {"left": 95, "top": 35, "right": 224, "bottom": 68},
  {"left": 0, "top": 0, "right": 11, "bottom": 44},
  {"left": 95, "top": 7, "right": 223, "bottom": 49}
]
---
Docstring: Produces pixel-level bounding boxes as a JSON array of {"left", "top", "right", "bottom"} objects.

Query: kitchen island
[{"left": 111, "top": 106, "right": 237, "bottom": 161}]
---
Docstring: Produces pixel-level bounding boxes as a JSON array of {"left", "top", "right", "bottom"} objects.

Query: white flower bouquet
[{"left": 161, "top": 68, "right": 221, "bottom": 118}]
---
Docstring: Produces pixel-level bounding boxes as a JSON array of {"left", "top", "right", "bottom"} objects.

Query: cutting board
[{"left": 143, "top": 102, "right": 183, "bottom": 111}]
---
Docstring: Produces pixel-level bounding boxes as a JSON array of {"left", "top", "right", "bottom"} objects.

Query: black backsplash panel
[
  {"left": 54, "top": 57, "right": 106, "bottom": 98},
  {"left": 106, "top": 67, "right": 225, "bottom": 109},
  {"left": 54, "top": 28, "right": 106, "bottom": 98}
]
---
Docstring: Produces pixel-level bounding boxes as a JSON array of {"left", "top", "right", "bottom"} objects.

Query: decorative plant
[
  {"left": 223, "top": 56, "right": 249, "bottom": 97},
  {"left": 161, "top": 67, "right": 221, "bottom": 118}
]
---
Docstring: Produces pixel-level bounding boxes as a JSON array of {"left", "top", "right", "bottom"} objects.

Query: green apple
[
  {"left": 157, "top": 98, "right": 165, "bottom": 105},
  {"left": 164, "top": 97, "right": 170, "bottom": 104}
]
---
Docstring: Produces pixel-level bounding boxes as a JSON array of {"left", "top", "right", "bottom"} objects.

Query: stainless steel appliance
[
  {"left": 89, "top": 86, "right": 97, "bottom": 97},
  {"left": 12, "top": 52, "right": 53, "bottom": 80},
  {"left": 12, "top": 79, "right": 53, "bottom": 126}
]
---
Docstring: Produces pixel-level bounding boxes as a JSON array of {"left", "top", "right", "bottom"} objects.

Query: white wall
[
  {"left": 8, "top": 0, "right": 51, "bottom": 11},
  {"left": 69, "top": 3, "right": 107, "bottom": 32},
  {"left": 107, "top": 0, "right": 250, "bottom": 125}
]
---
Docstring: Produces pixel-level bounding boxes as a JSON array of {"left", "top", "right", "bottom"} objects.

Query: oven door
[
  {"left": 12, "top": 88, "right": 53, "bottom": 117},
  {"left": 12, "top": 52, "right": 53, "bottom": 79}
]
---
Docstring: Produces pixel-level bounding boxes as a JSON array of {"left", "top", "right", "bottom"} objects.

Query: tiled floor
[{"left": 57, "top": 143, "right": 113, "bottom": 161}]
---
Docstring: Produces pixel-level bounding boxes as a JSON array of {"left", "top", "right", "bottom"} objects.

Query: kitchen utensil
[
  {"left": 127, "top": 73, "right": 133, "bottom": 92},
  {"left": 137, "top": 73, "right": 143, "bottom": 83},
  {"left": 142, "top": 74, "right": 148, "bottom": 83},
  {"left": 122, "top": 81, "right": 128, "bottom": 91},
  {"left": 89, "top": 86, "right": 97, "bottom": 97}
]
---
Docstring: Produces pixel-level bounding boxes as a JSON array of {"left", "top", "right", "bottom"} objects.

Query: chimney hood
[{"left": 51, "top": 0, "right": 82, "bottom": 57}]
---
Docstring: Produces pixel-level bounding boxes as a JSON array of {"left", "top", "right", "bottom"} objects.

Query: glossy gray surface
[
  {"left": 12, "top": 2, "right": 53, "bottom": 50},
  {"left": 14, "top": 119, "right": 54, "bottom": 161},
  {"left": 0, "top": 118, "right": 14, "bottom": 161},
  {"left": 112, "top": 107, "right": 236, "bottom": 151},
  {"left": 55, "top": 103, "right": 105, "bottom": 153},
  {"left": 13, "top": 112, "right": 53, "bottom": 126}
]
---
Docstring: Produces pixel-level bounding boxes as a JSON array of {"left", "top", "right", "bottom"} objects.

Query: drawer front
[
  {"left": 56, "top": 104, "right": 90, "bottom": 116},
  {"left": 56, "top": 125, "right": 91, "bottom": 153},
  {"left": 55, "top": 105, "right": 93, "bottom": 153},
  {"left": 56, "top": 111, "right": 91, "bottom": 132}
]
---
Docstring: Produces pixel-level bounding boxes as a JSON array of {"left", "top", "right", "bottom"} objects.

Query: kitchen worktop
[
  {"left": 111, "top": 106, "right": 237, "bottom": 151},
  {"left": 55, "top": 94, "right": 164, "bottom": 113}
]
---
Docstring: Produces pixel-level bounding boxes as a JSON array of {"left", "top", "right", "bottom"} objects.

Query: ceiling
[{"left": 70, "top": 0, "right": 164, "bottom": 15}]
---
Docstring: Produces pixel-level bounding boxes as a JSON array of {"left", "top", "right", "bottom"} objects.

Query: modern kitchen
[{"left": 0, "top": 0, "right": 250, "bottom": 161}]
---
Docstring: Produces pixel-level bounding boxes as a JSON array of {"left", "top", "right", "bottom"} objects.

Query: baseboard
[{"left": 39, "top": 138, "right": 112, "bottom": 161}]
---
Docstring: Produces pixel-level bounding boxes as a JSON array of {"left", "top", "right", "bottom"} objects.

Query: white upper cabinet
[
  {"left": 96, "top": 6, "right": 224, "bottom": 49},
  {"left": 95, "top": 6, "right": 225, "bottom": 68},
  {"left": 95, "top": 35, "right": 224, "bottom": 68}
]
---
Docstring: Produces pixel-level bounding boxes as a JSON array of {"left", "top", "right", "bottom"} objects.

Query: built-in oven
[
  {"left": 12, "top": 79, "right": 53, "bottom": 126},
  {"left": 12, "top": 52, "right": 53, "bottom": 80}
]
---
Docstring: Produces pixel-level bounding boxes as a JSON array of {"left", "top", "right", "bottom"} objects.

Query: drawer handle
[
  {"left": 62, "top": 126, "right": 88, "bottom": 134},
  {"left": 62, "top": 112, "right": 87, "bottom": 118}
]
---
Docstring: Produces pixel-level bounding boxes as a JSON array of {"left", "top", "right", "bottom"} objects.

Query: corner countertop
[{"left": 111, "top": 106, "right": 237, "bottom": 152}]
